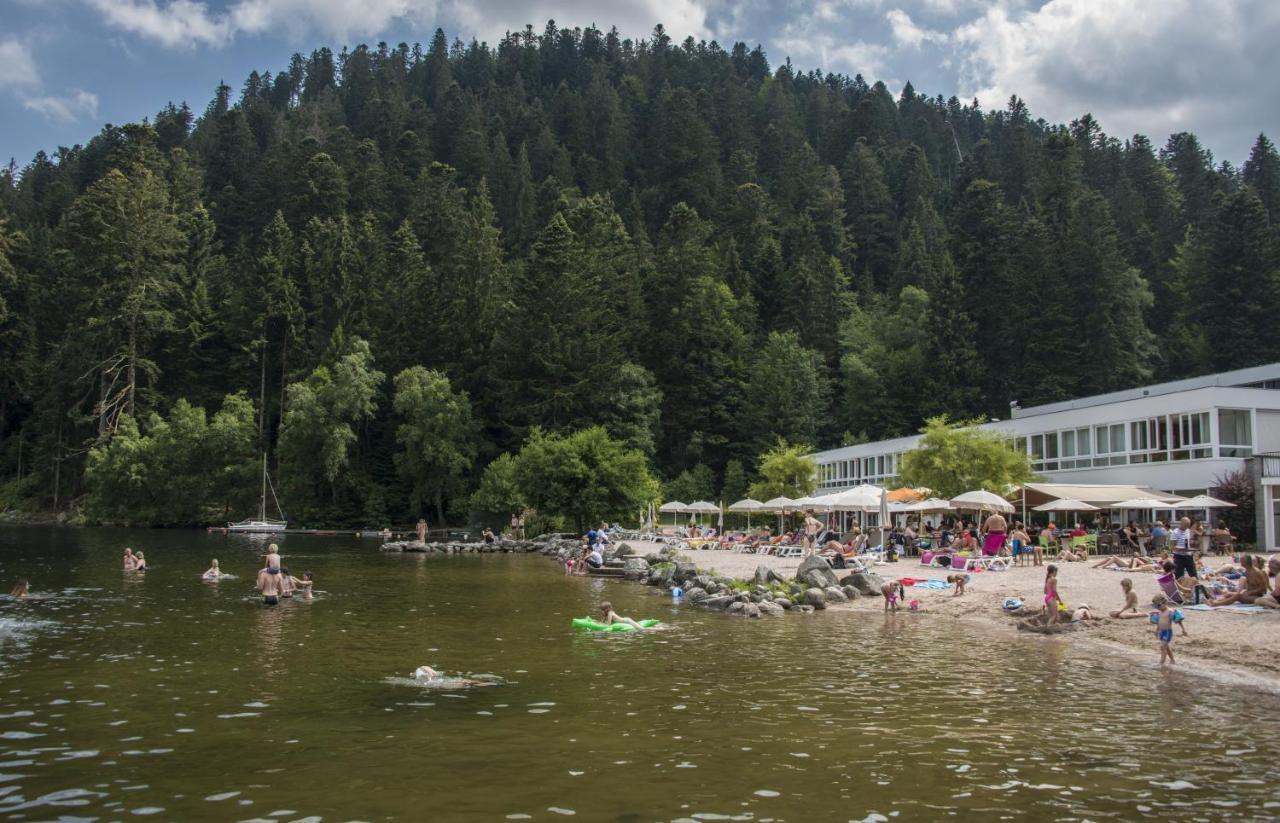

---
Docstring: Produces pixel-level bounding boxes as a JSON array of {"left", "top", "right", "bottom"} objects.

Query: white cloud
[
  {"left": 885, "top": 8, "right": 946, "bottom": 48},
  {"left": 22, "top": 90, "right": 100, "bottom": 124},
  {"left": 951, "top": 0, "right": 1280, "bottom": 156},
  {"left": 86, "top": 0, "right": 231, "bottom": 47},
  {"left": 0, "top": 37, "right": 41, "bottom": 92}
]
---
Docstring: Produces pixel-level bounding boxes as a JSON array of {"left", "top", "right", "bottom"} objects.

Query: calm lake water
[{"left": 0, "top": 526, "right": 1277, "bottom": 822}]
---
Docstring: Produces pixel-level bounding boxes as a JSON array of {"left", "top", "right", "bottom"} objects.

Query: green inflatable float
[{"left": 571, "top": 617, "right": 660, "bottom": 632}]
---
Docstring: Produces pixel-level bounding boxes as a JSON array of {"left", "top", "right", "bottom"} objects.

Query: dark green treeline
[{"left": 2, "top": 22, "right": 1279, "bottom": 525}]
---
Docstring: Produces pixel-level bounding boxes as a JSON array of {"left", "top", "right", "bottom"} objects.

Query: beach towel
[
  {"left": 912, "top": 579, "right": 950, "bottom": 590},
  {"left": 1182, "top": 603, "right": 1265, "bottom": 613}
]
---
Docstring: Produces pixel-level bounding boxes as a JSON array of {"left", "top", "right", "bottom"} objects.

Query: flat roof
[{"left": 1012, "top": 362, "right": 1280, "bottom": 419}]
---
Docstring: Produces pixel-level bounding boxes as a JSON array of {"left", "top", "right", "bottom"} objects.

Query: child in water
[
  {"left": 202, "top": 559, "right": 222, "bottom": 580},
  {"left": 1043, "top": 564, "right": 1061, "bottom": 624},
  {"left": 882, "top": 581, "right": 905, "bottom": 612},
  {"left": 1154, "top": 594, "right": 1176, "bottom": 665},
  {"left": 599, "top": 601, "right": 643, "bottom": 629},
  {"left": 946, "top": 574, "right": 967, "bottom": 596},
  {"left": 299, "top": 571, "right": 314, "bottom": 600}
]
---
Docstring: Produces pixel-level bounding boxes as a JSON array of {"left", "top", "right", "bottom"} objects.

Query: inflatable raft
[{"left": 572, "top": 617, "right": 660, "bottom": 632}]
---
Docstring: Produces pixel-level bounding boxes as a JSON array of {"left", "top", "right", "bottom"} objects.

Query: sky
[{"left": 2, "top": 0, "right": 1279, "bottom": 168}]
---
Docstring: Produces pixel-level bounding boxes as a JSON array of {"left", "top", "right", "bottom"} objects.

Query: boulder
[
  {"left": 795, "top": 555, "right": 840, "bottom": 590},
  {"left": 774, "top": 597, "right": 793, "bottom": 610},
  {"left": 674, "top": 562, "right": 698, "bottom": 583},
  {"left": 842, "top": 585, "right": 861, "bottom": 601},
  {"left": 613, "top": 542, "right": 634, "bottom": 557},
  {"left": 797, "top": 604, "right": 816, "bottom": 614},
  {"left": 683, "top": 587, "right": 709, "bottom": 603},
  {"left": 840, "top": 571, "right": 887, "bottom": 596},
  {"left": 823, "top": 586, "right": 848, "bottom": 603},
  {"left": 757, "top": 600, "right": 785, "bottom": 616},
  {"left": 803, "top": 588, "right": 828, "bottom": 610},
  {"left": 749, "top": 592, "right": 763, "bottom": 603},
  {"left": 693, "top": 575, "right": 715, "bottom": 592},
  {"left": 702, "top": 594, "right": 736, "bottom": 610},
  {"left": 742, "top": 603, "right": 761, "bottom": 618},
  {"left": 706, "top": 582, "right": 725, "bottom": 595},
  {"left": 622, "top": 557, "right": 650, "bottom": 579},
  {"left": 726, "top": 601, "right": 747, "bottom": 615},
  {"left": 751, "top": 565, "right": 774, "bottom": 587}
]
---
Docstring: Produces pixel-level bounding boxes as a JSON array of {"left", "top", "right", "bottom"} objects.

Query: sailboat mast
[{"left": 260, "top": 453, "right": 268, "bottom": 521}]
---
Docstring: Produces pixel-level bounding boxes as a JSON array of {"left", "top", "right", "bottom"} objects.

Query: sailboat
[{"left": 227, "top": 454, "right": 288, "bottom": 533}]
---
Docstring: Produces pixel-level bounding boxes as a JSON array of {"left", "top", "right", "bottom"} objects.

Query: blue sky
[{"left": 3, "top": 0, "right": 1278, "bottom": 167}]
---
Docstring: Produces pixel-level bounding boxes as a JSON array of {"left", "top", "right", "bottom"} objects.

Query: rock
[
  {"left": 795, "top": 555, "right": 841, "bottom": 590},
  {"left": 683, "top": 587, "right": 709, "bottom": 603},
  {"left": 774, "top": 597, "right": 793, "bottom": 610},
  {"left": 842, "top": 585, "right": 861, "bottom": 600},
  {"left": 693, "top": 575, "right": 715, "bottom": 591},
  {"left": 752, "top": 565, "right": 774, "bottom": 587},
  {"left": 702, "top": 594, "right": 736, "bottom": 610},
  {"left": 803, "top": 588, "right": 828, "bottom": 610},
  {"left": 622, "top": 557, "right": 650, "bottom": 580},
  {"left": 840, "top": 571, "right": 887, "bottom": 596},
  {"left": 797, "top": 604, "right": 816, "bottom": 614},
  {"left": 742, "top": 603, "right": 761, "bottom": 618},
  {"left": 726, "top": 601, "right": 747, "bottom": 615},
  {"left": 823, "top": 586, "right": 847, "bottom": 603},
  {"left": 706, "top": 582, "right": 724, "bottom": 595},
  {"left": 757, "top": 600, "right": 785, "bottom": 616},
  {"left": 613, "top": 543, "right": 634, "bottom": 557},
  {"left": 749, "top": 592, "right": 763, "bottom": 603},
  {"left": 675, "top": 562, "right": 698, "bottom": 584},
  {"left": 647, "top": 568, "right": 664, "bottom": 586},
  {"left": 644, "top": 553, "right": 661, "bottom": 564}
]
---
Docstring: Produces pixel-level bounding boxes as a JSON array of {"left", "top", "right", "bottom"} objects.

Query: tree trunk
[
  {"left": 126, "top": 316, "right": 137, "bottom": 419},
  {"left": 258, "top": 321, "right": 269, "bottom": 446},
  {"left": 98, "top": 370, "right": 109, "bottom": 438},
  {"left": 435, "top": 489, "right": 445, "bottom": 527}
]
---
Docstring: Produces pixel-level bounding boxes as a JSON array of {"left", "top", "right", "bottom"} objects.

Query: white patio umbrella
[
  {"left": 658, "top": 500, "right": 687, "bottom": 527},
  {"left": 909, "top": 498, "right": 955, "bottom": 513},
  {"left": 729, "top": 498, "right": 765, "bottom": 528},
  {"left": 762, "top": 496, "right": 797, "bottom": 533},
  {"left": 1110, "top": 497, "right": 1179, "bottom": 510},
  {"left": 1033, "top": 498, "right": 1101, "bottom": 513},
  {"left": 950, "top": 490, "right": 1015, "bottom": 513},
  {"left": 1176, "top": 494, "right": 1236, "bottom": 509},
  {"left": 829, "top": 486, "right": 882, "bottom": 511}
]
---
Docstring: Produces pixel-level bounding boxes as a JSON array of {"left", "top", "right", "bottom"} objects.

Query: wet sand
[{"left": 629, "top": 540, "right": 1280, "bottom": 685}]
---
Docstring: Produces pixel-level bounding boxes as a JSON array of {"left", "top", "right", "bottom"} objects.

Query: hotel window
[
  {"left": 1219, "top": 409, "right": 1253, "bottom": 458},
  {"left": 1060, "top": 427, "right": 1090, "bottom": 469},
  {"left": 1130, "top": 418, "right": 1169, "bottom": 463},
  {"left": 1030, "top": 433, "right": 1059, "bottom": 471},
  {"left": 1170, "top": 412, "right": 1211, "bottom": 460},
  {"left": 1095, "top": 423, "right": 1127, "bottom": 466}
]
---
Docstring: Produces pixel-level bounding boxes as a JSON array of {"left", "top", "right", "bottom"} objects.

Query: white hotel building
[{"left": 809, "top": 363, "right": 1280, "bottom": 549}]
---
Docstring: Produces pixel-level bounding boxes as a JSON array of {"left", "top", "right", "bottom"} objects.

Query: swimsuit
[
  {"left": 1158, "top": 628, "right": 1173, "bottom": 642},
  {"left": 263, "top": 595, "right": 278, "bottom": 606}
]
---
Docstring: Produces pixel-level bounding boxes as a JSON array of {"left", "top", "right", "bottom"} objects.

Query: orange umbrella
[{"left": 887, "top": 487, "right": 926, "bottom": 503}]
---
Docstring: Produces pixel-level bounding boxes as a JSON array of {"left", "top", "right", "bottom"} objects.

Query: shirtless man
[
  {"left": 257, "top": 563, "right": 283, "bottom": 605},
  {"left": 1257, "top": 556, "right": 1280, "bottom": 609},
  {"left": 1211, "top": 554, "right": 1268, "bottom": 606},
  {"left": 123, "top": 548, "right": 137, "bottom": 571}
]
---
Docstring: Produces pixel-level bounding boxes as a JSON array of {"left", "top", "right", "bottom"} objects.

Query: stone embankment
[{"left": 381, "top": 536, "right": 886, "bottom": 619}]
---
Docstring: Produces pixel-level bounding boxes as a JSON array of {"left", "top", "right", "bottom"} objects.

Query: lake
[{"left": 0, "top": 526, "right": 1276, "bottom": 821}]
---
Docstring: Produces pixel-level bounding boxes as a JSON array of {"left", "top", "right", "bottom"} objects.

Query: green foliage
[
  {"left": 513, "top": 426, "right": 659, "bottom": 533},
  {"left": 84, "top": 393, "right": 258, "bottom": 526},
  {"left": 899, "top": 416, "right": 1036, "bottom": 499},
  {"left": 742, "top": 331, "right": 829, "bottom": 454},
  {"left": 469, "top": 453, "right": 527, "bottom": 521},
  {"left": 392, "top": 366, "right": 479, "bottom": 522},
  {"left": 748, "top": 439, "right": 817, "bottom": 501},
  {"left": 664, "top": 464, "right": 715, "bottom": 503}
]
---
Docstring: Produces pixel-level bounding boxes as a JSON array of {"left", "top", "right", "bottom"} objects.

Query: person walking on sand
[
  {"left": 1043, "top": 564, "right": 1061, "bottom": 624},
  {"left": 1170, "top": 518, "right": 1196, "bottom": 579},
  {"left": 416, "top": 519, "right": 427, "bottom": 543},
  {"left": 1154, "top": 594, "right": 1176, "bottom": 665},
  {"left": 803, "top": 511, "right": 821, "bottom": 557}
]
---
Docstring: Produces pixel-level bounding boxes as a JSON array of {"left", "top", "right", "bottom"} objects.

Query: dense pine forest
[{"left": 2, "top": 22, "right": 1279, "bottom": 527}]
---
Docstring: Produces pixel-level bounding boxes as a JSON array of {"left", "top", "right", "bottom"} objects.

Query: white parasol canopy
[
  {"left": 906, "top": 497, "right": 954, "bottom": 513},
  {"left": 761, "top": 497, "right": 797, "bottom": 512},
  {"left": 658, "top": 501, "right": 687, "bottom": 513},
  {"left": 1176, "top": 494, "right": 1236, "bottom": 509},
  {"left": 686, "top": 500, "right": 720, "bottom": 514},
  {"left": 728, "top": 498, "right": 765, "bottom": 512},
  {"left": 1033, "top": 498, "right": 1101, "bottom": 513},
  {"left": 1110, "top": 497, "right": 1181, "bottom": 510},
  {"left": 828, "top": 486, "right": 883, "bottom": 511},
  {"left": 951, "top": 490, "right": 1016, "bottom": 513}
]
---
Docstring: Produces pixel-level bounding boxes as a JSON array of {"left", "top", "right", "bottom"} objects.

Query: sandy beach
[{"left": 626, "top": 540, "right": 1280, "bottom": 685}]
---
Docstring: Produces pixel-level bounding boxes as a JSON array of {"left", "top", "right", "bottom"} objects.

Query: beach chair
[
  {"left": 1156, "top": 573, "right": 1185, "bottom": 605},
  {"left": 776, "top": 544, "right": 804, "bottom": 558},
  {"left": 1071, "top": 534, "right": 1098, "bottom": 556}
]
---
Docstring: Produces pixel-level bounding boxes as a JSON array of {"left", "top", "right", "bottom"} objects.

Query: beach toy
[
  {"left": 572, "top": 618, "right": 660, "bottom": 632},
  {"left": 908, "top": 599, "right": 920, "bottom": 611},
  {"left": 1149, "top": 610, "right": 1185, "bottom": 624},
  {"left": 1002, "top": 597, "right": 1023, "bottom": 611},
  {"left": 671, "top": 586, "right": 684, "bottom": 600}
]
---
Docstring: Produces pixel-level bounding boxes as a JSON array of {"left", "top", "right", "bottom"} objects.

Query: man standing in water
[
  {"left": 257, "top": 563, "right": 282, "bottom": 605},
  {"left": 416, "top": 518, "right": 427, "bottom": 543},
  {"left": 803, "top": 510, "right": 821, "bottom": 557}
]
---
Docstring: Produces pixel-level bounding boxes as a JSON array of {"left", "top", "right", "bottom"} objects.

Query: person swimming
[
  {"left": 279, "top": 567, "right": 296, "bottom": 598},
  {"left": 9, "top": 579, "right": 28, "bottom": 599},
  {"left": 133, "top": 551, "right": 147, "bottom": 572},
  {"left": 257, "top": 564, "right": 281, "bottom": 605},
  {"left": 123, "top": 548, "right": 137, "bottom": 571},
  {"left": 202, "top": 559, "right": 222, "bottom": 580},
  {"left": 599, "top": 601, "right": 644, "bottom": 629},
  {"left": 299, "top": 571, "right": 314, "bottom": 600}
]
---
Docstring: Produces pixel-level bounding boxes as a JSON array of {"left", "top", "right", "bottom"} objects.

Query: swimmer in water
[
  {"left": 297, "top": 571, "right": 314, "bottom": 600},
  {"left": 123, "top": 548, "right": 137, "bottom": 571},
  {"left": 9, "top": 579, "right": 29, "bottom": 599},
  {"left": 279, "top": 567, "right": 296, "bottom": 598},
  {"left": 133, "top": 551, "right": 147, "bottom": 572},
  {"left": 202, "top": 559, "right": 222, "bottom": 580},
  {"left": 599, "top": 601, "right": 644, "bottom": 629},
  {"left": 414, "top": 665, "right": 439, "bottom": 680},
  {"left": 257, "top": 564, "right": 281, "bottom": 605}
]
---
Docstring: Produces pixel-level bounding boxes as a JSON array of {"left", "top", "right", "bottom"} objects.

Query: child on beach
[
  {"left": 1109, "top": 578, "right": 1145, "bottom": 619},
  {"left": 1154, "top": 594, "right": 1176, "bottom": 665},
  {"left": 946, "top": 574, "right": 967, "bottom": 596},
  {"left": 1043, "top": 564, "right": 1061, "bottom": 624},
  {"left": 599, "top": 601, "right": 643, "bottom": 629},
  {"left": 882, "top": 581, "right": 906, "bottom": 612}
]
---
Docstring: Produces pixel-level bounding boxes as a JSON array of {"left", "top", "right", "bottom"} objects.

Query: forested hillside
[{"left": 2, "top": 22, "right": 1279, "bottom": 526}]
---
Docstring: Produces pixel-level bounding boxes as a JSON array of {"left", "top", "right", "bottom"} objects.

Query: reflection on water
[{"left": 1, "top": 526, "right": 1278, "bottom": 821}]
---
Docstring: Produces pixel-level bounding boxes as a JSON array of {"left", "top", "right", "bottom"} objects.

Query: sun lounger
[
  {"left": 776, "top": 544, "right": 804, "bottom": 558},
  {"left": 968, "top": 555, "right": 1011, "bottom": 572}
]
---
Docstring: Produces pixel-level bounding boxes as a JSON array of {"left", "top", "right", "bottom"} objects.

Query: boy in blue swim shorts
[{"left": 1154, "top": 594, "right": 1176, "bottom": 665}]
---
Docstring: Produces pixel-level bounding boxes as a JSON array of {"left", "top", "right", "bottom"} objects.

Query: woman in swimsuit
[
  {"left": 133, "top": 551, "right": 147, "bottom": 572},
  {"left": 1044, "top": 564, "right": 1061, "bottom": 624}
]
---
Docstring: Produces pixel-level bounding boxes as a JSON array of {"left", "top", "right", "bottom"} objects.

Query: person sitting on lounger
[
  {"left": 1210, "top": 554, "right": 1268, "bottom": 606},
  {"left": 1056, "top": 544, "right": 1088, "bottom": 562}
]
